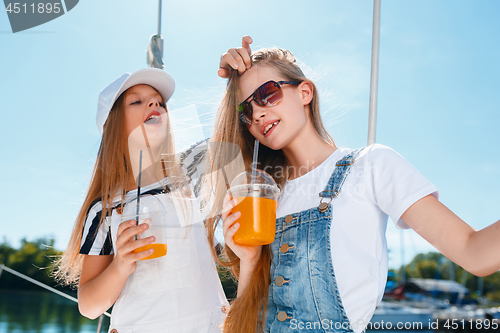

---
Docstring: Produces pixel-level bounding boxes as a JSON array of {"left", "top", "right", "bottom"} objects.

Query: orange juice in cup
[
  {"left": 122, "top": 195, "right": 168, "bottom": 260},
  {"left": 229, "top": 170, "right": 280, "bottom": 246},
  {"left": 133, "top": 242, "right": 167, "bottom": 260}
]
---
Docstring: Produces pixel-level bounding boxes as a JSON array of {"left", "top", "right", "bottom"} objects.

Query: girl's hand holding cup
[
  {"left": 112, "top": 220, "right": 156, "bottom": 277},
  {"left": 222, "top": 193, "right": 262, "bottom": 266}
]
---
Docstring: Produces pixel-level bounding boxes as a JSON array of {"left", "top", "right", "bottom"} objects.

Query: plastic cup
[
  {"left": 229, "top": 169, "right": 280, "bottom": 245},
  {"left": 121, "top": 195, "right": 167, "bottom": 260}
]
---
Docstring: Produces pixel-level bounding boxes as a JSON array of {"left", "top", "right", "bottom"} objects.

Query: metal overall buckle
[{"left": 318, "top": 196, "right": 334, "bottom": 213}]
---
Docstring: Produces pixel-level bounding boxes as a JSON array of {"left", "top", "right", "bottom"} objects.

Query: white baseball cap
[{"left": 96, "top": 68, "right": 175, "bottom": 135}]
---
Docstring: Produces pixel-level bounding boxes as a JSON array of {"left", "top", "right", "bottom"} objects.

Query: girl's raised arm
[{"left": 402, "top": 194, "right": 500, "bottom": 276}]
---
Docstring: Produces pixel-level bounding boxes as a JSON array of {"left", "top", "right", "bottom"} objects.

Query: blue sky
[{"left": 1, "top": 0, "right": 499, "bottom": 270}]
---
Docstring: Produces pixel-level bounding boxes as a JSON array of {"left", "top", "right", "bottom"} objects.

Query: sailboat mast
[
  {"left": 367, "top": 0, "right": 381, "bottom": 146},
  {"left": 158, "top": 0, "right": 162, "bottom": 36},
  {"left": 400, "top": 230, "right": 406, "bottom": 283},
  {"left": 147, "top": 0, "right": 164, "bottom": 68}
]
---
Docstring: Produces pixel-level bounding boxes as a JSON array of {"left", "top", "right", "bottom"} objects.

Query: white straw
[{"left": 251, "top": 139, "right": 259, "bottom": 183}]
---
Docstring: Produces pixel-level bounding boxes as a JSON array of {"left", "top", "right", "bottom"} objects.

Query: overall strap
[{"left": 317, "top": 148, "right": 364, "bottom": 212}]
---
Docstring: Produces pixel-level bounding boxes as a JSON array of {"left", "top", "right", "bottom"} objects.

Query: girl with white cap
[{"left": 54, "top": 68, "right": 229, "bottom": 333}]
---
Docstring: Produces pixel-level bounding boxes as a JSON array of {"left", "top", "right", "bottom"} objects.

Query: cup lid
[
  {"left": 122, "top": 194, "right": 166, "bottom": 217},
  {"left": 230, "top": 169, "right": 277, "bottom": 187}
]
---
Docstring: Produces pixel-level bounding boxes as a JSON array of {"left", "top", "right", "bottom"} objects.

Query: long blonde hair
[
  {"left": 207, "top": 48, "right": 334, "bottom": 332},
  {"left": 53, "top": 86, "right": 182, "bottom": 286}
]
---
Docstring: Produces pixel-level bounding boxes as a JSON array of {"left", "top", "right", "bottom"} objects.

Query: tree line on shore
[
  {"left": 389, "top": 251, "right": 500, "bottom": 302},
  {"left": 1, "top": 237, "right": 499, "bottom": 303}
]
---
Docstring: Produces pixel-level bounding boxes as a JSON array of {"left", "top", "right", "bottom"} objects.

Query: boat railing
[{"left": 0, "top": 263, "right": 110, "bottom": 333}]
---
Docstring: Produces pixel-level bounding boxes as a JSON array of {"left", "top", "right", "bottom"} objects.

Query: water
[
  {"left": 0, "top": 289, "right": 109, "bottom": 333},
  {"left": 1, "top": 289, "right": 497, "bottom": 332}
]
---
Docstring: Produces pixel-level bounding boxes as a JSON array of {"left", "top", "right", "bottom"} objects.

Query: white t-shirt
[{"left": 276, "top": 144, "right": 438, "bottom": 333}]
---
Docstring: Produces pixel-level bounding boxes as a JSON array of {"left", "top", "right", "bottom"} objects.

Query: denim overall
[{"left": 265, "top": 149, "right": 364, "bottom": 333}]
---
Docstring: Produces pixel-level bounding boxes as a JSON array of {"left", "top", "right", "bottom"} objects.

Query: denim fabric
[{"left": 265, "top": 149, "right": 363, "bottom": 333}]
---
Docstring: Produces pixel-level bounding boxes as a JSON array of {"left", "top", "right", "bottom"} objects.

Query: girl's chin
[{"left": 260, "top": 140, "right": 286, "bottom": 151}]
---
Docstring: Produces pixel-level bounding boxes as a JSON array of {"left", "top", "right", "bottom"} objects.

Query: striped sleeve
[
  {"left": 79, "top": 200, "right": 114, "bottom": 255},
  {"left": 179, "top": 138, "right": 216, "bottom": 219},
  {"left": 179, "top": 138, "right": 209, "bottom": 199}
]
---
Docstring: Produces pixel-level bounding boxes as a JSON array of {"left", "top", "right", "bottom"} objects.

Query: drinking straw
[
  {"left": 251, "top": 139, "right": 259, "bottom": 183},
  {"left": 135, "top": 150, "right": 143, "bottom": 240}
]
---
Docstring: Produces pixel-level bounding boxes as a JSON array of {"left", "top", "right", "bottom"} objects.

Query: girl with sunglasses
[
  {"left": 208, "top": 37, "right": 500, "bottom": 333},
  {"left": 54, "top": 68, "right": 229, "bottom": 333}
]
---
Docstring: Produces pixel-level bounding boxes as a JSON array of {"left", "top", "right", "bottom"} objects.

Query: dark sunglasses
[{"left": 237, "top": 80, "right": 301, "bottom": 125}]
